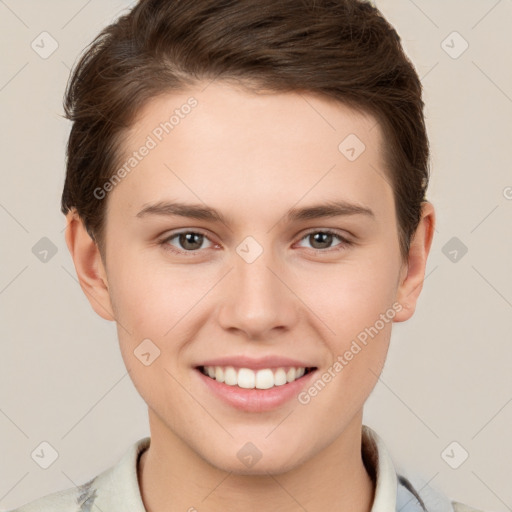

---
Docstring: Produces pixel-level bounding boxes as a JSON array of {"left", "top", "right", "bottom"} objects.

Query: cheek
[
  {"left": 109, "top": 241, "right": 401, "bottom": 344},
  {"left": 297, "top": 251, "right": 399, "bottom": 405},
  {"left": 108, "top": 255, "right": 213, "bottom": 336},
  {"left": 302, "top": 251, "right": 401, "bottom": 338},
  {"left": 107, "top": 260, "right": 193, "bottom": 413}
]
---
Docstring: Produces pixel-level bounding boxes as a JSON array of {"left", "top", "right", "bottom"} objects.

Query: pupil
[
  {"left": 180, "top": 232, "right": 203, "bottom": 250},
  {"left": 312, "top": 232, "right": 332, "bottom": 249},
  {"left": 178, "top": 232, "right": 333, "bottom": 251}
]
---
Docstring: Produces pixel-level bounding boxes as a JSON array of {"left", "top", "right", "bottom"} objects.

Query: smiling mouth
[{"left": 197, "top": 365, "right": 316, "bottom": 390}]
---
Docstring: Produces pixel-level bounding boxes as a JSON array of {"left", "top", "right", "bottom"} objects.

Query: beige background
[{"left": 1, "top": 1, "right": 511, "bottom": 510}]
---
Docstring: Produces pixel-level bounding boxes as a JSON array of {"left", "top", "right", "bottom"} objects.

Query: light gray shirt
[{"left": 7, "top": 425, "right": 484, "bottom": 512}]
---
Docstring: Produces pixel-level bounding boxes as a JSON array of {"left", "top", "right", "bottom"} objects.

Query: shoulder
[
  {"left": 397, "top": 472, "right": 489, "bottom": 512},
  {"left": 451, "top": 501, "right": 488, "bottom": 512},
  {"left": 7, "top": 436, "right": 150, "bottom": 512},
  {"left": 6, "top": 477, "right": 95, "bottom": 511}
]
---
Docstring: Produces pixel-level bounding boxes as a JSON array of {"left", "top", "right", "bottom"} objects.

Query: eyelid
[
  {"left": 159, "top": 227, "right": 353, "bottom": 256},
  {"left": 299, "top": 227, "right": 352, "bottom": 241},
  {"left": 295, "top": 228, "right": 352, "bottom": 250},
  {"left": 159, "top": 228, "right": 218, "bottom": 254}
]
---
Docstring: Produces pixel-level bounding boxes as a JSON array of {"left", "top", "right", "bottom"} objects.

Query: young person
[{"left": 10, "top": 0, "right": 486, "bottom": 511}]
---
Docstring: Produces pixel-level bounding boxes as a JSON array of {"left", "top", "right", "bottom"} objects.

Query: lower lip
[{"left": 195, "top": 369, "right": 317, "bottom": 412}]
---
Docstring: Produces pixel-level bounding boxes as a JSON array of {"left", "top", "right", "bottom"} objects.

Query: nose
[{"left": 216, "top": 245, "right": 299, "bottom": 341}]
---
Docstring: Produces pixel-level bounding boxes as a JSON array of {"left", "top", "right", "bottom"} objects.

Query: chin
[{"left": 202, "top": 442, "right": 310, "bottom": 476}]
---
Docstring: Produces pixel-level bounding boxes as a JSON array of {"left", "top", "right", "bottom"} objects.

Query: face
[{"left": 80, "top": 81, "right": 424, "bottom": 474}]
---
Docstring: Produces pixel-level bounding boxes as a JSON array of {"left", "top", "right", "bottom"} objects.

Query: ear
[
  {"left": 393, "top": 201, "right": 436, "bottom": 322},
  {"left": 64, "top": 209, "right": 115, "bottom": 321}
]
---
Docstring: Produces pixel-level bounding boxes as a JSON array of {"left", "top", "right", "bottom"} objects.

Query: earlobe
[
  {"left": 64, "top": 210, "right": 116, "bottom": 321},
  {"left": 393, "top": 201, "right": 436, "bottom": 323}
]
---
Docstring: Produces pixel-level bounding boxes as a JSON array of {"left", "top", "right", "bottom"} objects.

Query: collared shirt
[{"left": 8, "top": 425, "right": 483, "bottom": 512}]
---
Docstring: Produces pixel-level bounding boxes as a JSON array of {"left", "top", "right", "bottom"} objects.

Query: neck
[{"left": 138, "top": 412, "right": 375, "bottom": 512}]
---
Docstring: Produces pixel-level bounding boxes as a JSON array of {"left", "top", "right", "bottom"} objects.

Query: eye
[
  {"left": 296, "top": 229, "right": 352, "bottom": 251},
  {"left": 159, "top": 228, "right": 352, "bottom": 256},
  {"left": 160, "top": 230, "right": 216, "bottom": 254}
]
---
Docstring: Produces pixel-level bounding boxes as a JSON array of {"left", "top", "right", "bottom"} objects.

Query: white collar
[
  {"left": 362, "top": 425, "right": 399, "bottom": 511},
  {"left": 74, "top": 425, "right": 453, "bottom": 511}
]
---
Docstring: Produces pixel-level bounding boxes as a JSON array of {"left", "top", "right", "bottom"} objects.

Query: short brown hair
[{"left": 61, "top": 0, "right": 429, "bottom": 262}]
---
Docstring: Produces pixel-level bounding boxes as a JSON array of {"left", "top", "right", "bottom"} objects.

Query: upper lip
[{"left": 195, "top": 356, "right": 317, "bottom": 370}]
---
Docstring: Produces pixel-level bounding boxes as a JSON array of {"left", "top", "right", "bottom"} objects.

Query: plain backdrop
[{"left": 1, "top": 1, "right": 511, "bottom": 510}]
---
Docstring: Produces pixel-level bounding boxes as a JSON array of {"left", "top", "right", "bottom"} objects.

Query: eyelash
[{"left": 158, "top": 228, "right": 353, "bottom": 256}]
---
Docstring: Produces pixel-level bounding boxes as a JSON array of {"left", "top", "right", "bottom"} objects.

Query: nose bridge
[
  {"left": 217, "top": 238, "right": 297, "bottom": 338},
  {"left": 237, "top": 248, "right": 278, "bottom": 301}
]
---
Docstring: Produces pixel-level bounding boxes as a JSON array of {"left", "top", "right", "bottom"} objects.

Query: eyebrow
[{"left": 135, "top": 199, "right": 375, "bottom": 224}]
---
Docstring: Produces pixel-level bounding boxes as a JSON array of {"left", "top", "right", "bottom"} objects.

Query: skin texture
[{"left": 65, "top": 80, "right": 435, "bottom": 512}]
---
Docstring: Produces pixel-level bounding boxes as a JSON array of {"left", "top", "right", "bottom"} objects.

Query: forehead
[
  {"left": 135, "top": 81, "right": 381, "bottom": 142},
  {"left": 108, "top": 80, "right": 392, "bottom": 223},
  {"left": 126, "top": 80, "right": 385, "bottom": 161}
]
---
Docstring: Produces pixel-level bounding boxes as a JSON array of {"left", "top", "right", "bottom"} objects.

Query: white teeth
[
  {"left": 201, "top": 366, "right": 310, "bottom": 389},
  {"left": 274, "top": 368, "right": 287, "bottom": 386},
  {"left": 215, "top": 366, "right": 225, "bottom": 383},
  {"left": 238, "top": 368, "right": 256, "bottom": 389},
  {"left": 224, "top": 366, "right": 237, "bottom": 386},
  {"left": 255, "top": 369, "right": 274, "bottom": 389}
]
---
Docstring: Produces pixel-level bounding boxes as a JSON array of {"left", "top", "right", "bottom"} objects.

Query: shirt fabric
[{"left": 8, "top": 425, "right": 484, "bottom": 512}]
